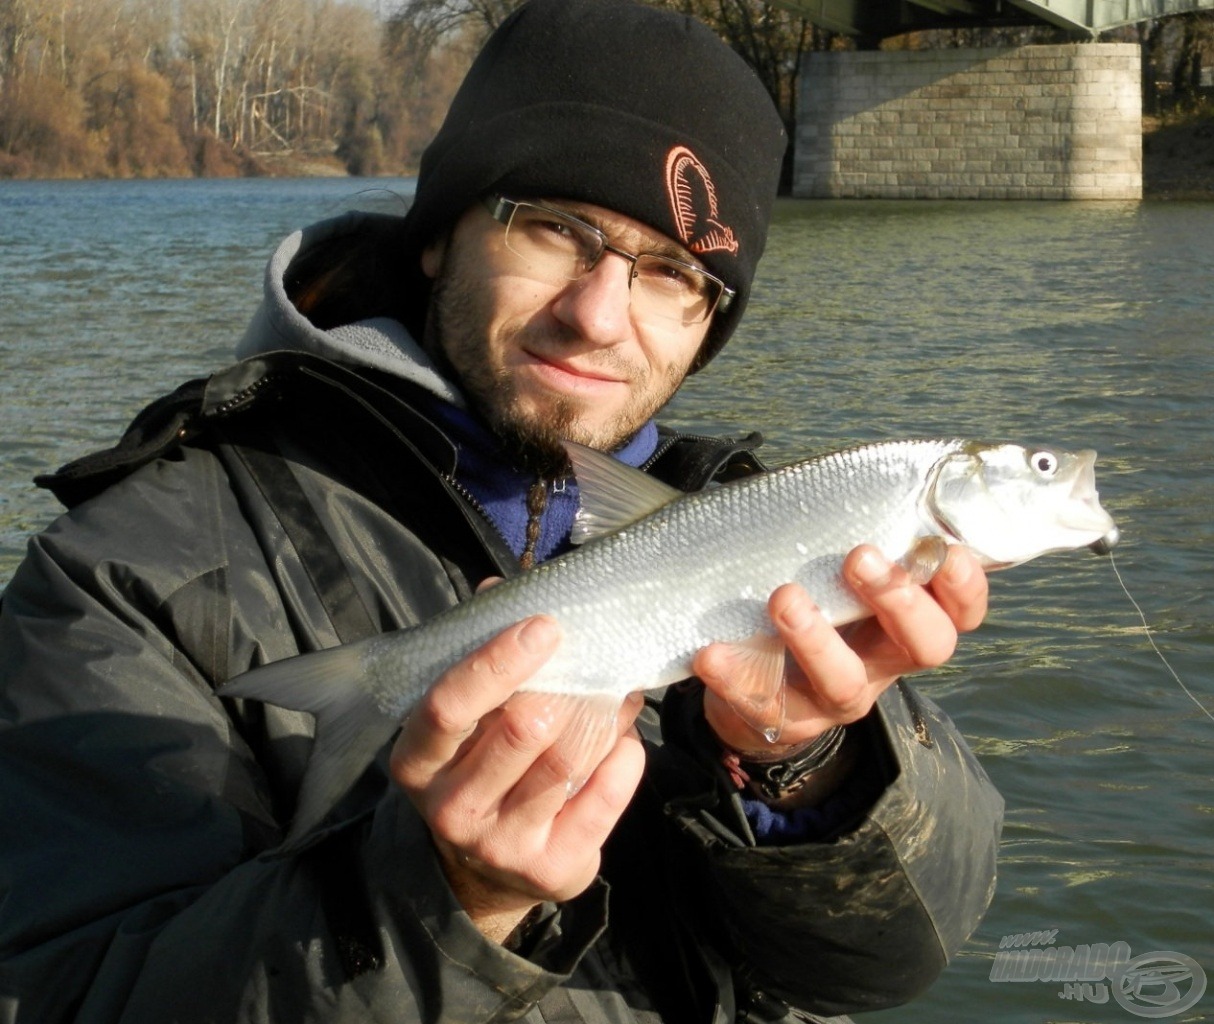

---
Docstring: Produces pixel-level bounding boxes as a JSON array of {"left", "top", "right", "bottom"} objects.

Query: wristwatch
[{"left": 733, "top": 725, "right": 847, "bottom": 801}]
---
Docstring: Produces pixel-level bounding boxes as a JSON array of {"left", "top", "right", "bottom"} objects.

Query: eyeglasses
[{"left": 483, "top": 196, "right": 734, "bottom": 327}]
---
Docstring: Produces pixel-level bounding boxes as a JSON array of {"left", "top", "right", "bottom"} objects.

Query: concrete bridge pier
[{"left": 793, "top": 44, "right": 1142, "bottom": 200}]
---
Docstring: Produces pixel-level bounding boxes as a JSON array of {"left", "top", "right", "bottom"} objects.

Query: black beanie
[{"left": 400, "top": 0, "right": 787, "bottom": 369}]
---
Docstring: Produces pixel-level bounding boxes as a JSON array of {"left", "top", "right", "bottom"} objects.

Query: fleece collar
[{"left": 425, "top": 397, "right": 659, "bottom": 565}]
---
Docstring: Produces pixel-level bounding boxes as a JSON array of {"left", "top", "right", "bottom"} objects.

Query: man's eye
[
  {"left": 519, "top": 213, "right": 586, "bottom": 250},
  {"left": 637, "top": 257, "right": 705, "bottom": 294},
  {"left": 536, "top": 217, "right": 575, "bottom": 239}
]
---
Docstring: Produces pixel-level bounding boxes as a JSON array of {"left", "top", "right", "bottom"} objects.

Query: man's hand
[
  {"left": 695, "top": 543, "right": 989, "bottom": 760},
  {"left": 388, "top": 615, "right": 645, "bottom": 945}
]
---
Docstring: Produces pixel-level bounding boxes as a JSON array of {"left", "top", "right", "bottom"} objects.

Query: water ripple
[{"left": 3, "top": 186, "right": 1211, "bottom": 1019}]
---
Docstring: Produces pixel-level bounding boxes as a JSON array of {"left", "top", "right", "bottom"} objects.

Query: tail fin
[{"left": 221, "top": 640, "right": 398, "bottom": 848}]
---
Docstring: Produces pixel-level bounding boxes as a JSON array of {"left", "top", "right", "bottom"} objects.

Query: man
[{"left": 0, "top": 1, "right": 1002, "bottom": 1021}]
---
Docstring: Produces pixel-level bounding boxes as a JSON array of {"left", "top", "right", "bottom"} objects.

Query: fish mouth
[
  {"left": 1067, "top": 450, "right": 1100, "bottom": 502},
  {"left": 1065, "top": 450, "right": 1120, "bottom": 553}
]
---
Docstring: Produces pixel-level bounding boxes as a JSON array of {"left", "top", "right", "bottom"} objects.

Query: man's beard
[
  {"left": 465, "top": 361, "right": 581, "bottom": 478},
  {"left": 424, "top": 259, "right": 685, "bottom": 478}
]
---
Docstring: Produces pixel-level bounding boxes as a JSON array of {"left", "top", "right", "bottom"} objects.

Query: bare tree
[{"left": 1170, "top": 10, "right": 1213, "bottom": 106}]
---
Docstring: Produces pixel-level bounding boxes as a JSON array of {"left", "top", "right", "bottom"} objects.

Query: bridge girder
[{"left": 773, "top": 0, "right": 1214, "bottom": 40}]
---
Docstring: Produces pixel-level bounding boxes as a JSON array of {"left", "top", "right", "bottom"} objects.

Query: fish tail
[{"left": 221, "top": 640, "right": 399, "bottom": 848}]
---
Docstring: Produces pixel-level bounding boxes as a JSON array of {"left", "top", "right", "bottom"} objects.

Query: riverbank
[
  {"left": 4, "top": 113, "right": 1209, "bottom": 197},
  {"left": 233, "top": 111, "right": 1214, "bottom": 200},
  {"left": 1142, "top": 112, "right": 1214, "bottom": 199}
]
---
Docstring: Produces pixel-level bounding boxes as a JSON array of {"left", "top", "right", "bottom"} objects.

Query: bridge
[
  {"left": 775, "top": 0, "right": 1214, "bottom": 41},
  {"left": 773, "top": 0, "right": 1214, "bottom": 199}
]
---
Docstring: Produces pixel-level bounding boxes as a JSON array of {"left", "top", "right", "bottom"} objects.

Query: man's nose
[{"left": 550, "top": 251, "right": 635, "bottom": 345}]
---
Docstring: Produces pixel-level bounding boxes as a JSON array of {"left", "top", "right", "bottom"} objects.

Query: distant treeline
[
  {"left": 1, "top": 0, "right": 462, "bottom": 178},
  {"left": 1, "top": 0, "right": 1210, "bottom": 180}
]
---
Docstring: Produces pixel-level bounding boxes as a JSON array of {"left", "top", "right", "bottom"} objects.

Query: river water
[{"left": 1, "top": 179, "right": 1210, "bottom": 1023}]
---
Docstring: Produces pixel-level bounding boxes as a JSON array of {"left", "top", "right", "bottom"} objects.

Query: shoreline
[{"left": 4, "top": 116, "right": 1209, "bottom": 199}]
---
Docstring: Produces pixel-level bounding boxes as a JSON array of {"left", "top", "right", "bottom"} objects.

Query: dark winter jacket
[{"left": 0, "top": 214, "right": 1003, "bottom": 1024}]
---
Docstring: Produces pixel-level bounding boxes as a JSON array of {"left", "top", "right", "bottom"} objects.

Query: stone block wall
[{"left": 794, "top": 44, "right": 1142, "bottom": 200}]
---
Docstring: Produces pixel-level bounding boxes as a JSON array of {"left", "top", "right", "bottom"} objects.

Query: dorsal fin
[{"left": 562, "top": 440, "right": 684, "bottom": 545}]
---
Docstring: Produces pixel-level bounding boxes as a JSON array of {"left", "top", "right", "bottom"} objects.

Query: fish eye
[{"left": 1029, "top": 450, "right": 1059, "bottom": 477}]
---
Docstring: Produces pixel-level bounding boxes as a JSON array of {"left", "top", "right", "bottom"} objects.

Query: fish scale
[
  {"left": 221, "top": 436, "right": 1118, "bottom": 845},
  {"left": 385, "top": 439, "right": 957, "bottom": 708}
]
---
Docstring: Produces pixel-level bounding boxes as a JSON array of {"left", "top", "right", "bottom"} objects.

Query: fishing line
[{"left": 1107, "top": 550, "right": 1214, "bottom": 725}]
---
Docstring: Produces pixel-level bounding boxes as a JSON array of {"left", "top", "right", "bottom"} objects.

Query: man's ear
[{"left": 421, "top": 235, "right": 447, "bottom": 279}]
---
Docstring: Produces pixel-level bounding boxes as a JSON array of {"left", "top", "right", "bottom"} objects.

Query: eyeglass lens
[{"left": 502, "top": 203, "right": 720, "bottom": 325}]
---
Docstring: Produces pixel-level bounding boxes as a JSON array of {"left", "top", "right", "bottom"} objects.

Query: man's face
[{"left": 421, "top": 200, "right": 712, "bottom": 467}]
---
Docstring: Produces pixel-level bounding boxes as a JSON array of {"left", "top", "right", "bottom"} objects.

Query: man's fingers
[
  {"left": 767, "top": 585, "right": 873, "bottom": 723},
  {"left": 540, "top": 721, "right": 646, "bottom": 899},
  {"left": 695, "top": 586, "right": 872, "bottom": 747},
  {"left": 434, "top": 697, "right": 646, "bottom": 905},
  {"left": 928, "top": 545, "right": 989, "bottom": 633},
  {"left": 391, "top": 615, "right": 562, "bottom": 784},
  {"left": 843, "top": 546, "right": 959, "bottom": 669},
  {"left": 385, "top": 608, "right": 646, "bottom": 922},
  {"left": 459, "top": 693, "right": 592, "bottom": 825},
  {"left": 498, "top": 692, "right": 644, "bottom": 821}
]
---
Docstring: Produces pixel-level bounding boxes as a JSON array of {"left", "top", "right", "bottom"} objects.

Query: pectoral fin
[
  {"left": 700, "top": 633, "right": 789, "bottom": 743},
  {"left": 506, "top": 690, "right": 628, "bottom": 794}
]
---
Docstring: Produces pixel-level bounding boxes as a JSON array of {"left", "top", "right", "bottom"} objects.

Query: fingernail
[
  {"left": 851, "top": 549, "right": 892, "bottom": 588},
  {"left": 934, "top": 552, "right": 958, "bottom": 585},
  {"left": 778, "top": 592, "right": 818, "bottom": 632}
]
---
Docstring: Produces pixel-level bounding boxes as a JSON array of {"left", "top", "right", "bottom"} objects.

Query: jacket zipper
[
  {"left": 442, "top": 473, "right": 514, "bottom": 553},
  {"left": 205, "top": 373, "right": 287, "bottom": 418}
]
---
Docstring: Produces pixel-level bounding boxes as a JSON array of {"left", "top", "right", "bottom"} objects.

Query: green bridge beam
[{"left": 775, "top": 0, "right": 1214, "bottom": 39}]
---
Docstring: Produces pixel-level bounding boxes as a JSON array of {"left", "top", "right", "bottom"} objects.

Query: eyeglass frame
[{"left": 482, "top": 195, "right": 735, "bottom": 325}]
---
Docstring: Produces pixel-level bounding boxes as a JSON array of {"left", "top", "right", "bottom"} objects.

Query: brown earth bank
[
  {"left": 191, "top": 135, "right": 350, "bottom": 178},
  {"left": 250, "top": 152, "right": 351, "bottom": 178}
]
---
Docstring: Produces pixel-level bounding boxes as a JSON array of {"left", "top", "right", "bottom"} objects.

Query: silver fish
[{"left": 221, "top": 438, "right": 1119, "bottom": 843}]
